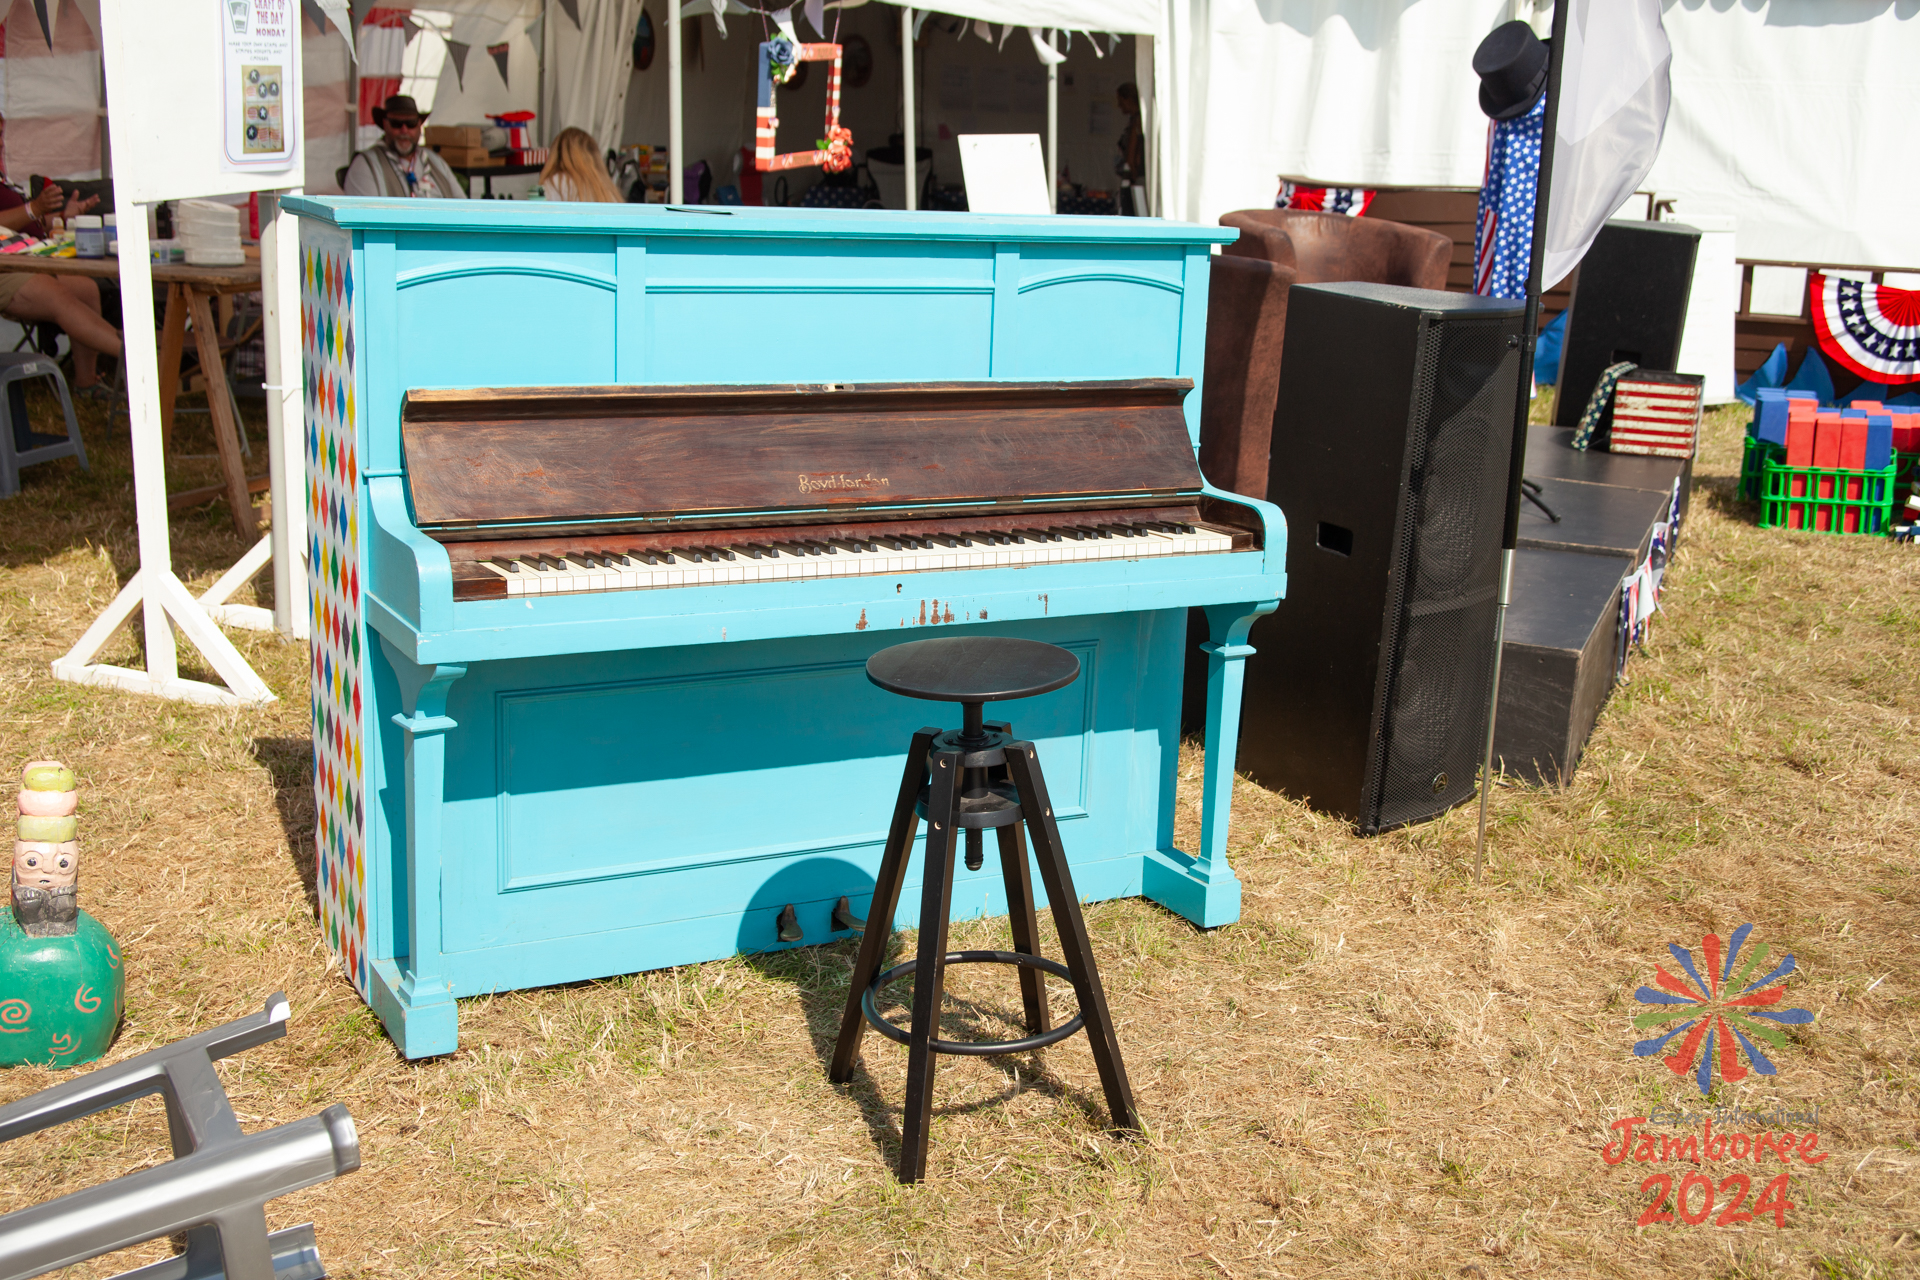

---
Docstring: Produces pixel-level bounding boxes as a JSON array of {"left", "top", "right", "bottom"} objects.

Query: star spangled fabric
[
  {"left": 1811, "top": 273, "right": 1920, "bottom": 386},
  {"left": 1472, "top": 94, "right": 1544, "bottom": 300}
]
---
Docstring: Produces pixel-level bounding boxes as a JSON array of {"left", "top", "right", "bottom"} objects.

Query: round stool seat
[{"left": 866, "top": 637, "right": 1079, "bottom": 704}]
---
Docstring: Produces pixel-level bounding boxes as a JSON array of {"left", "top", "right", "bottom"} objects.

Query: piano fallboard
[{"left": 402, "top": 379, "right": 1205, "bottom": 534}]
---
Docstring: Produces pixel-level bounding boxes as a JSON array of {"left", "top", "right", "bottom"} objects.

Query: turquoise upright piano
[{"left": 286, "top": 198, "right": 1286, "bottom": 1057}]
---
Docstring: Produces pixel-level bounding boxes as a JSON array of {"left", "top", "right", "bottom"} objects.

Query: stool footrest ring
[{"left": 861, "top": 949, "right": 1085, "bottom": 1055}]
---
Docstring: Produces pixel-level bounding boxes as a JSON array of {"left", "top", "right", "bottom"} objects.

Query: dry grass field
[{"left": 0, "top": 389, "right": 1915, "bottom": 1280}]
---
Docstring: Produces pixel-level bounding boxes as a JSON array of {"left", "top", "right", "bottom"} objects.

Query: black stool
[{"left": 830, "top": 636, "right": 1138, "bottom": 1182}]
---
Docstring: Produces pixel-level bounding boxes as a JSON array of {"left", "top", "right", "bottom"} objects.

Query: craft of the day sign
[
  {"left": 99, "top": 0, "right": 302, "bottom": 203},
  {"left": 221, "top": 0, "right": 298, "bottom": 172}
]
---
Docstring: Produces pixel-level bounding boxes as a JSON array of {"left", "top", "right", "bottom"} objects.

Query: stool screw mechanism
[{"left": 829, "top": 637, "right": 1139, "bottom": 1183}]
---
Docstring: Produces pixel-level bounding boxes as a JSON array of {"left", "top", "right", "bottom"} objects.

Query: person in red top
[{"left": 0, "top": 113, "right": 123, "bottom": 398}]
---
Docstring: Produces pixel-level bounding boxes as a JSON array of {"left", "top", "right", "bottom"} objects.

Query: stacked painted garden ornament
[{"left": 2, "top": 760, "right": 124, "bottom": 1068}]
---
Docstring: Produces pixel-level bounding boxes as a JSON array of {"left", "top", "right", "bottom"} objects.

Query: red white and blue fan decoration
[
  {"left": 1275, "top": 180, "right": 1373, "bottom": 217},
  {"left": 1811, "top": 272, "right": 1920, "bottom": 386}
]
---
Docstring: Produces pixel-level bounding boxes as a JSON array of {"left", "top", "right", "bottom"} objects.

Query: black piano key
[
  {"left": 1055, "top": 527, "right": 1085, "bottom": 541},
  {"left": 492, "top": 556, "right": 519, "bottom": 573},
  {"left": 715, "top": 547, "right": 737, "bottom": 561},
  {"left": 930, "top": 534, "right": 958, "bottom": 548}
]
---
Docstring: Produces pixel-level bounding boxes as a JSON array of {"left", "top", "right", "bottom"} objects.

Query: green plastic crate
[
  {"left": 1740, "top": 434, "right": 1780, "bottom": 501},
  {"left": 1758, "top": 455, "right": 1897, "bottom": 535}
]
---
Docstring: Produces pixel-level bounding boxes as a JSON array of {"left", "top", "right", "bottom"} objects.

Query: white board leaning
[{"left": 55, "top": 0, "right": 309, "bottom": 708}]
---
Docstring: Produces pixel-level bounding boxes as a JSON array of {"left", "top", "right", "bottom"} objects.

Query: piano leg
[
  {"left": 1143, "top": 600, "right": 1278, "bottom": 930},
  {"left": 371, "top": 637, "right": 467, "bottom": 1059}
]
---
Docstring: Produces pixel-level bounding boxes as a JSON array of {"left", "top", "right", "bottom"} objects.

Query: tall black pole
[{"left": 1474, "top": 0, "right": 1572, "bottom": 883}]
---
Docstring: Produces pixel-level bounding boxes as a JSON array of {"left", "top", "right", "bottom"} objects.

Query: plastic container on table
[
  {"left": 73, "top": 214, "right": 105, "bottom": 258},
  {"left": 183, "top": 244, "right": 247, "bottom": 266}
]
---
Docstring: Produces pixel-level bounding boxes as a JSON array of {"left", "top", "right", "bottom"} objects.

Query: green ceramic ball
[{"left": 0, "top": 908, "right": 124, "bottom": 1068}]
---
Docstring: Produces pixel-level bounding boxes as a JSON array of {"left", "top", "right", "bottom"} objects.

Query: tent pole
[
  {"left": 901, "top": 5, "right": 916, "bottom": 211},
  {"left": 1045, "top": 28, "right": 1057, "bottom": 212},
  {"left": 538, "top": 0, "right": 550, "bottom": 146},
  {"left": 669, "top": 0, "right": 683, "bottom": 202},
  {"left": 1473, "top": 0, "right": 1572, "bottom": 885}
]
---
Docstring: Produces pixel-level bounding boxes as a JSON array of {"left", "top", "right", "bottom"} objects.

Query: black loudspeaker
[
  {"left": 1553, "top": 220, "right": 1700, "bottom": 426},
  {"left": 1239, "top": 283, "right": 1525, "bottom": 832}
]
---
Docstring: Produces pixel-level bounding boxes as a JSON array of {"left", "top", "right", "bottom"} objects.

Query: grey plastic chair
[{"left": 0, "top": 350, "right": 88, "bottom": 498}]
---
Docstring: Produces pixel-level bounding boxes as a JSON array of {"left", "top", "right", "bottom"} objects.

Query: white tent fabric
[
  {"left": 1150, "top": 0, "right": 1502, "bottom": 230},
  {"left": 544, "top": 0, "right": 642, "bottom": 154},
  {"left": 4, "top": 0, "right": 105, "bottom": 182},
  {"left": 1643, "top": 0, "right": 1920, "bottom": 268},
  {"left": 1156, "top": 0, "right": 1919, "bottom": 269}
]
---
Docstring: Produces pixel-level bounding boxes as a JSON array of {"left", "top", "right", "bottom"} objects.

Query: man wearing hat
[{"left": 343, "top": 94, "right": 468, "bottom": 199}]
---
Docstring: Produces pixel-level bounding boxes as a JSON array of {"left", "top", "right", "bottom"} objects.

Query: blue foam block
[
  {"left": 1755, "top": 394, "right": 1790, "bottom": 445},
  {"left": 1866, "top": 416, "right": 1894, "bottom": 470}
]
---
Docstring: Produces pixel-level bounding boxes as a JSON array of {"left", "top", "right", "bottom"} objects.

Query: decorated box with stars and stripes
[{"left": 1608, "top": 370, "right": 1703, "bottom": 459}]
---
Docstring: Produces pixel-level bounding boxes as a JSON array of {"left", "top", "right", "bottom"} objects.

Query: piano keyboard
[{"left": 479, "top": 521, "right": 1236, "bottom": 597}]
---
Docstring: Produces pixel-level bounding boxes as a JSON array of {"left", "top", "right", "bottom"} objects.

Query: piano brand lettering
[{"left": 798, "top": 472, "right": 890, "bottom": 494}]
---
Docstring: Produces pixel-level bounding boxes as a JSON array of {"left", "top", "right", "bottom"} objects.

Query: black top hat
[
  {"left": 1473, "top": 21, "right": 1548, "bottom": 121},
  {"left": 370, "top": 94, "right": 429, "bottom": 127}
]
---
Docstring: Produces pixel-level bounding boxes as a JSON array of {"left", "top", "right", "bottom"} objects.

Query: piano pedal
[
  {"left": 776, "top": 904, "right": 804, "bottom": 944},
  {"left": 831, "top": 896, "right": 866, "bottom": 934}
]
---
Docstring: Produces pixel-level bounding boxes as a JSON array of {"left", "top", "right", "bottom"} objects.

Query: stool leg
[
  {"left": 830, "top": 727, "right": 938, "bottom": 1083},
  {"left": 995, "top": 822, "right": 1050, "bottom": 1037},
  {"left": 1003, "top": 741, "right": 1140, "bottom": 1133},
  {"left": 898, "top": 746, "right": 962, "bottom": 1183},
  {"left": 987, "top": 719, "right": 1048, "bottom": 1035}
]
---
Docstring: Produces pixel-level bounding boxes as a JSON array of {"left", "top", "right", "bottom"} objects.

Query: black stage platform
[{"left": 1493, "top": 428, "right": 1690, "bottom": 784}]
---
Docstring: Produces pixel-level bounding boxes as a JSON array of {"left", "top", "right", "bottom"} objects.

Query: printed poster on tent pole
[{"left": 219, "top": 0, "right": 299, "bottom": 174}]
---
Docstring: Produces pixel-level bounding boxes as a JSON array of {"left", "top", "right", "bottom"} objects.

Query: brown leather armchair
[
  {"left": 1220, "top": 208, "right": 1453, "bottom": 289},
  {"left": 1199, "top": 253, "right": 1292, "bottom": 499}
]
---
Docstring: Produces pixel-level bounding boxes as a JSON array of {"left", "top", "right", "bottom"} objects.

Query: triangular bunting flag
[
  {"left": 488, "top": 41, "right": 511, "bottom": 87},
  {"left": 556, "top": 0, "right": 580, "bottom": 28},
  {"left": 31, "top": 0, "right": 54, "bottom": 49},
  {"left": 804, "top": 0, "right": 823, "bottom": 38},
  {"left": 445, "top": 39, "right": 470, "bottom": 89}
]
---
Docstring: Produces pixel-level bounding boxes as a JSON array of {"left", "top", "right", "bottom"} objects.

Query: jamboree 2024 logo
[{"left": 1604, "top": 925, "right": 1823, "bottom": 1229}]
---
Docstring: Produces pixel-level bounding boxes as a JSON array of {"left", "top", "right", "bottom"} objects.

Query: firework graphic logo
[{"left": 1632, "top": 924, "right": 1815, "bottom": 1094}]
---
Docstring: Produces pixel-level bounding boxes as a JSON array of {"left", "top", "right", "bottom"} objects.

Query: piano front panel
[{"left": 394, "top": 613, "right": 1181, "bottom": 991}]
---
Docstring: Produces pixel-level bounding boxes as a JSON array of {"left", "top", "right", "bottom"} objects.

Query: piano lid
[{"left": 402, "top": 379, "right": 1203, "bottom": 530}]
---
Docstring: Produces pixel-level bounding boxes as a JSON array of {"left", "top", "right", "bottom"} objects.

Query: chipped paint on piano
[{"left": 286, "top": 198, "right": 1284, "bottom": 1058}]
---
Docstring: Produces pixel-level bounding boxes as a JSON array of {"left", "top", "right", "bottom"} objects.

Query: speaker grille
[{"left": 1367, "top": 319, "right": 1520, "bottom": 831}]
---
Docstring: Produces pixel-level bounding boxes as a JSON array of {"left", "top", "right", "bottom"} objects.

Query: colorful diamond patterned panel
[{"left": 301, "top": 224, "right": 367, "bottom": 1000}]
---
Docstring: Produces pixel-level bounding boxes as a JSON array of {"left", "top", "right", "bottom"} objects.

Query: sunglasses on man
[{"left": 388, "top": 118, "right": 422, "bottom": 130}]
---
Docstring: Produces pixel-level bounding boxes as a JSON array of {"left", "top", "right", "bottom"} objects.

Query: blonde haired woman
[{"left": 540, "top": 128, "right": 621, "bottom": 203}]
